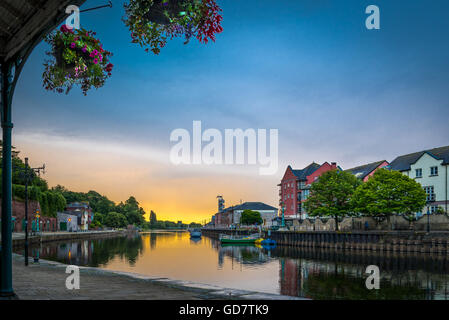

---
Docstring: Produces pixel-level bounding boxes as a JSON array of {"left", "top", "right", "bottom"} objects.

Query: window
[
  {"left": 430, "top": 206, "right": 438, "bottom": 214},
  {"left": 430, "top": 166, "right": 438, "bottom": 176},
  {"left": 303, "top": 190, "right": 310, "bottom": 200},
  {"left": 415, "top": 168, "right": 422, "bottom": 178},
  {"left": 424, "top": 186, "right": 435, "bottom": 202}
]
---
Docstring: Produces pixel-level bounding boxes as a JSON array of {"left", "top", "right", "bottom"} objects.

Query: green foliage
[
  {"left": 91, "top": 212, "right": 104, "bottom": 226},
  {"left": 10, "top": 184, "right": 66, "bottom": 217},
  {"left": 240, "top": 210, "right": 263, "bottom": 225},
  {"left": 103, "top": 211, "right": 128, "bottom": 228},
  {"left": 304, "top": 170, "right": 361, "bottom": 221},
  {"left": 350, "top": 169, "right": 427, "bottom": 217}
]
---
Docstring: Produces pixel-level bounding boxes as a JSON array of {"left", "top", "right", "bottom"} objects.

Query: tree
[
  {"left": 240, "top": 210, "right": 263, "bottom": 225},
  {"left": 122, "top": 196, "right": 146, "bottom": 226},
  {"left": 303, "top": 170, "right": 361, "bottom": 231},
  {"left": 103, "top": 212, "right": 128, "bottom": 228},
  {"left": 351, "top": 168, "right": 426, "bottom": 221},
  {"left": 149, "top": 210, "right": 157, "bottom": 226},
  {"left": 91, "top": 212, "right": 104, "bottom": 226}
]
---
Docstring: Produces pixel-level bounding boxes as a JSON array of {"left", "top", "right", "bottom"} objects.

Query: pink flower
[
  {"left": 82, "top": 47, "right": 87, "bottom": 53},
  {"left": 93, "top": 58, "right": 98, "bottom": 64},
  {"left": 105, "top": 63, "right": 113, "bottom": 72},
  {"left": 60, "top": 24, "right": 70, "bottom": 33},
  {"left": 70, "top": 42, "right": 76, "bottom": 49},
  {"left": 92, "top": 49, "right": 98, "bottom": 56}
]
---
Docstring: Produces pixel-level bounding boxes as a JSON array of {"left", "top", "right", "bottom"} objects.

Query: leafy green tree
[
  {"left": 92, "top": 212, "right": 104, "bottom": 226},
  {"left": 350, "top": 168, "right": 427, "bottom": 221},
  {"left": 103, "top": 211, "right": 128, "bottom": 228},
  {"left": 240, "top": 210, "right": 263, "bottom": 225},
  {"left": 303, "top": 170, "right": 361, "bottom": 231},
  {"left": 126, "top": 209, "right": 145, "bottom": 225}
]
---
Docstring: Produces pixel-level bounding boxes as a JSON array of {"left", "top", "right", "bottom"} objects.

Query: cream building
[{"left": 389, "top": 146, "right": 449, "bottom": 215}]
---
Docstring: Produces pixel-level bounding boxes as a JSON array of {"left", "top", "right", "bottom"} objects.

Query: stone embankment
[{"left": 202, "top": 228, "right": 449, "bottom": 255}]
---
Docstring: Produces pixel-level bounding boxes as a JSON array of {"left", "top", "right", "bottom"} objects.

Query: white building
[
  {"left": 389, "top": 145, "right": 449, "bottom": 215},
  {"left": 57, "top": 212, "right": 79, "bottom": 232},
  {"left": 230, "top": 202, "right": 278, "bottom": 227}
]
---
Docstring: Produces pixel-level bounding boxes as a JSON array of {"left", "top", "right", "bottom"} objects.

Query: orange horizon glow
[{"left": 14, "top": 133, "right": 280, "bottom": 224}]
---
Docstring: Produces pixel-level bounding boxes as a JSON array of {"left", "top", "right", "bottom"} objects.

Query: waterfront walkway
[{"left": 11, "top": 254, "right": 303, "bottom": 300}]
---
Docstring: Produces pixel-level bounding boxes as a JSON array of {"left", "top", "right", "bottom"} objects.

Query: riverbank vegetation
[{"left": 0, "top": 146, "right": 66, "bottom": 217}]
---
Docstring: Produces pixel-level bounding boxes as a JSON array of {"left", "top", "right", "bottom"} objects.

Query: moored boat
[
  {"left": 189, "top": 228, "right": 202, "bottom": 238},
  {"left": 219, "top": 233, "right": 260, "bottom": 244}
]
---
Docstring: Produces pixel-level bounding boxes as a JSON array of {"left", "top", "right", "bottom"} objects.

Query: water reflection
[{"left": 17, "top": 231, "right": 449, "bottom": 300}]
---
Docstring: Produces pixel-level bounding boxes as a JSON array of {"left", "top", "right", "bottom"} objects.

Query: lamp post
[
  {"left": 427, "top": 202, "right": 431, "bottom": 233},
  {"left": 281, "top": 203, "right": 285, "bottom": 228},
  {"left": 12, "top": 158, "right": 45, "bottom": 266}
]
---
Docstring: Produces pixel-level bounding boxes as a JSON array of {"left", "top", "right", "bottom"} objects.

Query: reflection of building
[
  {"left": 218, "top": 245, "right": 271, "bottom": 265},
  {"left": 56, "top": 240, "right": 93, "bottom": 265},
  {"left": 279, "top": 258, "right": 302, "bottom": 297}
]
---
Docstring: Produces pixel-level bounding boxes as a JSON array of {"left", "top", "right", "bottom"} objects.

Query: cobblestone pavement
[{"left": 12, "top": 254, "right": 201, "bottom": 300}]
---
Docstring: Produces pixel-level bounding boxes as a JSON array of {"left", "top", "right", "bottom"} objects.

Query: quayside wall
[{"left": 202, "top": 228, "right": 449, "bottom": 255}]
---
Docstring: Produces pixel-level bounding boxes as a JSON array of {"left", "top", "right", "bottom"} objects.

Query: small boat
[
  {"left": 189, "top": 228, "right": 202, "bottom": 238},
  {"left": 219, "top": 233, "right": 260, "bottom": 244},
  {"left": 261, "top": 239, "right": 276, "bottom": 246}
]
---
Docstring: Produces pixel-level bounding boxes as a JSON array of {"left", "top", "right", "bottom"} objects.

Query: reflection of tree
[
  {"left": 150, "top": 232, "right": 157, "bottom": 250},
  {"left": 90, "top": 235, "right": 143, "bottom": 267},
  {"left": 302, "top": 272, "right": 426, "bottom": 300},
  {"left": 32, "top": 234, "right": 144, "bottom": 267}
]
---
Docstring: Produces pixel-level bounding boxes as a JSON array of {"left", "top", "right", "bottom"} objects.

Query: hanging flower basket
[
  {"left": 43, "top": 25, "right": 114, "bottom": 95},
  {"left": 123, "top": 0, "right": 223, "bottom": 54},
  {"left": 144, "top": 0, "right": 192, "bottom": 25}
]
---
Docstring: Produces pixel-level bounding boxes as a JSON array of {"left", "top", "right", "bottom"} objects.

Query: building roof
[
  {"left": 345, "top": 160, "right": 387, "bottom": 180},
  {"left": 0, "top": 0, "right": 86, "bottom": 61},
  {"left": 389, "top": 145, "right": 449, "bottom": 171},
  {"left": 232, "top": 202, "right": 278, "bottom": 211},
  {"left": 291, "top": 162, "right": 321, "bottom": 180},
  {"left": 217, "top": 202, "right": 278, "bottom": 214}
]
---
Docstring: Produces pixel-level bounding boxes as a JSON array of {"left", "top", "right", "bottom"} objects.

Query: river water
[{"left": 17, "top": 230, "right": 449, "bottom": 299}]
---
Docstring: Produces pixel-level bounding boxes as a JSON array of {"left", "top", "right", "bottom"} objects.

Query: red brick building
[
  {"left": 278, "top": 162, "right": 339, "bottom": 219},
  {"left": 0, "top": 199, "right": 57, "bottom": 232}
]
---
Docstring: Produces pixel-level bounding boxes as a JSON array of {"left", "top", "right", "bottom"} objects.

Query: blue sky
[{"left": 12, "top": 0, "right": 449, "bottom": 221}]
